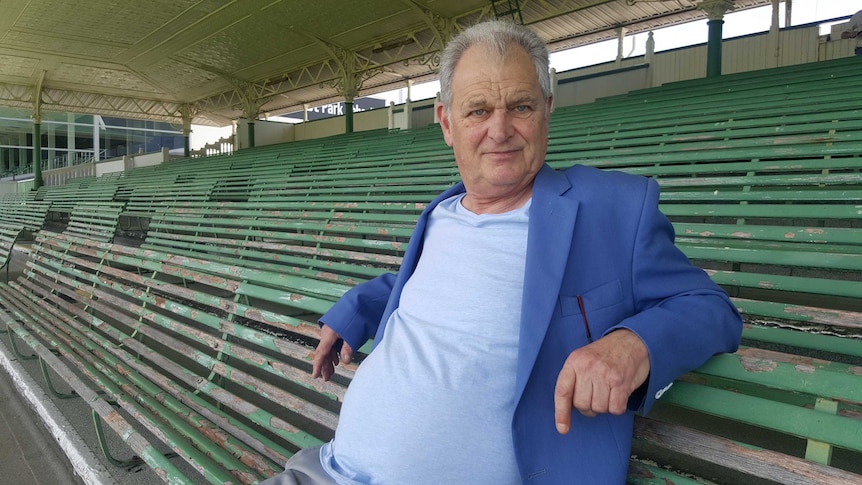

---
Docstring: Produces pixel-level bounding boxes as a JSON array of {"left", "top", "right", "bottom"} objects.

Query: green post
[
  {"left": 805, "top": 398, "right": 838, "bottom": 464},
  {"left": 183, "top": 135, "right": 190, "bottom": 157},
  {"left": 706, "top": 18, "right": 724, "bottom": 77},
  {"left": 32, "top": 120, "right": 43, "bottom": 189},
  {"left": 247, "top": 121, "right": 255, "bottom": 148},
  {"left": 345, "top": 101, "right": 354, "bottom": 133}
]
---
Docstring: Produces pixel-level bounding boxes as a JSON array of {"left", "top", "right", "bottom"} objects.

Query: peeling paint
[{"left": 740, "top": 356, "right": 777, "bottom": 372}]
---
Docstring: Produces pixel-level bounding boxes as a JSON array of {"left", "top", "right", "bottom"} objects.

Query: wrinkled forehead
[
  {"left": 451, "top": 43, "right": 539, "bottom": 91},
  {"left": 462, "top": 40, "right": 524, "bottom": 66}
]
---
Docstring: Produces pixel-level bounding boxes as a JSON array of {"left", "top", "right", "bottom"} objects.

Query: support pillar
[
  {"left": 179, "top": 104, "right": 194, "bottom": 158},
  {"left": 615, "top": 27, "right": 628, "bottom": 64},
  {"left": 645, "top": 32, "right": 656, "bottom": 87},
  {"left": 699, "top": 0, "right": 734, "bottom": 78},
  {"left": 769, "top": 0, "right": 781, "bottom": 67},
  {"left": 67, "top": 113, "right": 76, "bottom": 167},
  {"left": 549, "top": 68, "right": 557, "bottom": 112},
  {"left": 32, "top": 69, "right": 46, "bottom": 189},
  {"left": 47, "top": 123, "right": 55, "bottom": 169},
  {"left": 19, "top": 133, "right": 27, "bottom": 173},
  {"left": 404, "top": 80, "right": 413, "bottom": 130},
  {"left": 706, "top": 19, "right": 724, "bottom": 77},
  {"left": 785, "top": 0, "right": 792, "bottom": 27},
  {"left": 344, "top": 98, "right": 354, "bottom": 133},
  {"left": 233, "top": 80, "right": 263, "bottom": 150},
  {"left": 32, "top": 117, "right": 43, "bottom": 189},
  {"left": 93, "top": 115, "right": 101, "bottom": 162}
]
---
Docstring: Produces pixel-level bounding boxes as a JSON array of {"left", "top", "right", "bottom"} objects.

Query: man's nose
[{"left": 487, "top": 109, "right": 514, "bottom": 142}]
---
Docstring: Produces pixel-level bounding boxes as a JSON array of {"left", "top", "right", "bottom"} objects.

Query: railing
[
  {"left": 48, "top": 150, "right": 107, "bottom": 170},
  {"left": 190, "top": 136, "right": 234, "bottom": 158}
]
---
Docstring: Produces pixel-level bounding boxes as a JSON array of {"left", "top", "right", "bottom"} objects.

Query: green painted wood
[
  {"left": 805, "top": 399, "right": 839, "bottom": 465},
  {"left": 708, "top": 270, "right": 862, "bottom": 299},
  {"left": 695, "top": 350, "right": 862, "bottom": 404},
  {"left": 661, "top": 382, "right": 862, "bottom": 453}
]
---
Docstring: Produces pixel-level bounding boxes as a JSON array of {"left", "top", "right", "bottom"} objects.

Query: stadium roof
[{"left": 0, "top": 0, "right": 772, "bottom": 127}]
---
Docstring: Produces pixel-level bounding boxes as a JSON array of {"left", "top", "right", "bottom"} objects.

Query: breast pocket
[{"left": 559, "top": 279, "right": 626, "bottom": 338}]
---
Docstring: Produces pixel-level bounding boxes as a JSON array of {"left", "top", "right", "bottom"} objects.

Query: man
[
  {"left": 264, "top": 20, "right": 742, "bottom": 484},
  {"left": 842, "top": 10, "right": 862, "bottom": 56}
]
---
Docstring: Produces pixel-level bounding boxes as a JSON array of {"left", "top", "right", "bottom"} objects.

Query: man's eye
[
  {"left": 471, "top": 109, "right": 487, "bottom": 116},
  {"left": 513, "top": 105, "right": 530, "bottom": 112}
]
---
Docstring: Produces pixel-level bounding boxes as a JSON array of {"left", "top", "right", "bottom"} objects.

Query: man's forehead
[
  {"left": 461, "top": 89, "right": 538, "bottom": 107},
  {"left": 454, "top": 45, "right": 536, "bottom": 79}
]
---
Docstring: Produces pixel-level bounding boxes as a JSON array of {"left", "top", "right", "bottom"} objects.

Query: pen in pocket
[{"left": 576, "top": 295, "right": 593, "bottom": 343}]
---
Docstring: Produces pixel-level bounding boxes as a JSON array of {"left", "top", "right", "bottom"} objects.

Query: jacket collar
[{"left": 514, "top": 164, "right": 579, "bottom": 403}]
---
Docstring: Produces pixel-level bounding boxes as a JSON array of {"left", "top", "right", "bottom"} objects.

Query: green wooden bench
[
  {"left": 115, "top": 180, "right": 215, "bottom": 234},
  {"left": 1, "top": 156, "right": 860, "bottom": 485},
  {"left": 36, "top": 179, "right": 118, "bottom": 214},
  {"left": 0, "top": 205, "right": 705, "bottom": 483},
  {"left": 63, "top": 201, "right": 126, "bottom": 243},
  {"left": 0, "top": 223, "right": 24, "bottom": 282},
  {"left": 1, "top": 229, "right": 351, "bottom": 484},
  {"left": 0, "top": 199, "right": 52, "bottom": 281},
  {"left": 5, "top": 182, "right": 858, "bottom": 484}
]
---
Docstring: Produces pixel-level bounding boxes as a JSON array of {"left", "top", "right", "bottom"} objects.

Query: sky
[{"left": 190, "top": 0, "right": 862, "bottom": 150}]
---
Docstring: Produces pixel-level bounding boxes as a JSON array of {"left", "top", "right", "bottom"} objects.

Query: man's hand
[
  {"left": 553, "top": 329, "right": 650, "bottom": 434},
  {"left": 312, "top": 324, "right": 354, "bottom": 381}
]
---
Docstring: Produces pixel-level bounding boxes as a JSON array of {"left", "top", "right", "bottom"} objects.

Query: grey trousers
[{"left": 259, "top": 446, "right": 338, "bottom": 485}]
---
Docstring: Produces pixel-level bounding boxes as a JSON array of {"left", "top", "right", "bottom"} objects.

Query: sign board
[{"left": 280, "top": 97, "right": 387, "bottom": 121}]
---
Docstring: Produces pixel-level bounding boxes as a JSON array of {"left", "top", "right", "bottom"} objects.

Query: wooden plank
[{"left": 633, "top": 418, "right": 862, "bottom": 485}]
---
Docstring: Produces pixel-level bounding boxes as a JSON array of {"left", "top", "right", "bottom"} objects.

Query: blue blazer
[{"left": 322, "top": 164, "right": 742, "bottom": 483}]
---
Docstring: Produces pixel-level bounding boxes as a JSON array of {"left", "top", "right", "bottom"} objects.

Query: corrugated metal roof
[{"left": 0, "top": 0, "right": 776, "bottom": 125}]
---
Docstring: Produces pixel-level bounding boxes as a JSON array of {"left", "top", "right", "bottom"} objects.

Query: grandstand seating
[
  {"left": 63, "top": 201, "right": 125, "bottom": 242},
  {"left": 0, "top": 56, "right": 860, "bottom": 484},
  {"left": 0, "top": 196, "right": 51, "bottom": 281}
]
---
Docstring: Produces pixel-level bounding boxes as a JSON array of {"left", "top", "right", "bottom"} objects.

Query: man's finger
[
  {"left": 608, "top": 387, "right": 629, "bottom": 416},
  {"left": 312, "top": 325, "right": 344, "bottom": 379},
  {"left": 588, "top": 382, "right": 611, "bottom": 415},
  {"left": 341, "top": 342, "right": 354, "bottom": 365},
  {"left": 554, "top": 364, "right": 576, "bottom": 434}
]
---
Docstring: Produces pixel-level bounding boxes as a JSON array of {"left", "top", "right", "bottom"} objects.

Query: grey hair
[{"left": 438, "top": 20, "right": 550, "bottom": 111}]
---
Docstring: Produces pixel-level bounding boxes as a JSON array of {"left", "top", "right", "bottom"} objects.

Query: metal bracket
[{"left": 491, "top": 0, "right": 523, "bottom": 24}]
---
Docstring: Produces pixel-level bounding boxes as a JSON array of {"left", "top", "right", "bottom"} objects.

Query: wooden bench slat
[
  {"left": 632, "top": 417, "right": 862, "bottom": 485},
  {"left": 661, "top": 382, "right": 862, "bottom": 453}
]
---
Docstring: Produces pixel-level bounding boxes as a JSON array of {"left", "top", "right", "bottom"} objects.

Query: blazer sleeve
[
  {"left": 319, "top": 272, "right": 397, "bottom": 352},
  {"left": 609, "top": 177, "right": 743, "bottom": 414}
]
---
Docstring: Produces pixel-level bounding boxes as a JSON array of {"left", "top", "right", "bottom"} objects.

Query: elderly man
[{"left": 264, "top": 20, "right": 742, "bottom": 485}]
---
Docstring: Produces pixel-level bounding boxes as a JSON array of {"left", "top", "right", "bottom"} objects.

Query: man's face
[{"left": 437, "top": 43, "right": 551, "bottom": 208}]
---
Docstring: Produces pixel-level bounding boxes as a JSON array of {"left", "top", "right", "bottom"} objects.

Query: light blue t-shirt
[{"left": 321, "top": 193, "right": 530, "bottom": 484}]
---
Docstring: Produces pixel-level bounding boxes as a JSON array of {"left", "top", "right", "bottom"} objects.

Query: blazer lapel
[{"left": 514, "top": 165, "right": 579, "bottom": 403}]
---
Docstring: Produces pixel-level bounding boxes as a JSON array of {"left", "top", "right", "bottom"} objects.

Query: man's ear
[
  {"left": 437, "top": 103, "right": 454, "bottom": 147},
  {"left": 545, "top": 95, "right": 554, "bottom": 119}
]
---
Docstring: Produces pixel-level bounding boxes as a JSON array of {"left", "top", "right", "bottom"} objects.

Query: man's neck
[{"left": 461, "top": 186, "right": 533, "bottom": 214}]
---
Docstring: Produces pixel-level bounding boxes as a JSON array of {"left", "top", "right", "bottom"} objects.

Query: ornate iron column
[{"left": 699, "top": 0, "right": 735, "bottom": 77}]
